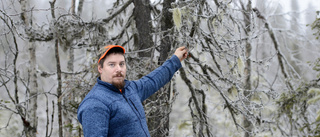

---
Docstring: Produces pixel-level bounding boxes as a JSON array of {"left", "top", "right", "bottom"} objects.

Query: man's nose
[{"left": 116, "top": 65, "right": 122, "bottom": 72}]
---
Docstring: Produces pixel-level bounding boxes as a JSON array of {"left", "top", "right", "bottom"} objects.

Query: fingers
[
  {"left": 176, "top": 46, "right": 186, "bottom": 52},
  {"left": 179, "top": 46, "right": 188, "bottom": 53},
  {"left": 183, "top": 51, "right": 188, "bottom": 58},
  {"left": 176, "top": 46, "right": 188, "bottom": 61},
  {"left": 181, "top": 46, "right": 186, "bottom": 50}
]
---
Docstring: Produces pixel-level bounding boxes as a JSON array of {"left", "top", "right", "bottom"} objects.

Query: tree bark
[
  {"left": 62, "top": 1, "right": 76, "bottom": 136},
  {"left": 19, "top": 0, "right": 38, "bottom": 136},
  {"left": 50, "top": 1, "right": 63, "bottom": 137},
  {"left": 55, "top": 38, "right": 63, "bottom": 137},
  {"left": 158, "top": 0, "right": 174, "bottom": 64},
  {"left": 77, "top": 0, "right": 85, "bottom": 16},
  {"left": 132, "top": 0, "right": 153, "bottom": 57},
  {"left": 241, "top": 1, "right": 253, "bottom": 136},
  {"left": 27, "top": 42, "right": 38, "bottom": 137}
]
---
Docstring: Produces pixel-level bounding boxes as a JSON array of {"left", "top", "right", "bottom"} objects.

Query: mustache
[{"left": 113, "top": 72, "right": 124, "bottom": 77}]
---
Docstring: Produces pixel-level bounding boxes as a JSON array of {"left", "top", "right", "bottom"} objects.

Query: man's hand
[{"left": 174, "top": 47, "right": 188, "bottom": 62}]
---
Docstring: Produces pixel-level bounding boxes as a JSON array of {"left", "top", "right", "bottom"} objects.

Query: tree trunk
[
  {"left": 146, "top": 0, "right": 175, "bottom": 136},
  {"left": 50, "top": 1, "right": 63, "bottom": 137},
  {"left": 55, "top": 38, "right": 63, "bottom": 137},
  {"left": 26, "top": 42, "right": 38, "bottom": 137},
  {"left": 20, "top": 0, "right": 38, "bottom": 136},
  {"left": 77, "top": 0, "right": 85, "bottom": 16},
  {"left": 288, "top": 0, "right": 302, "bottom": 77},
  {"left": 62, "top": 1, "right": 76, "bottom": 136},
  {"left": 158, "top": 0, "right": 174, "bottom": 64},
  {"left": 132, "top": 0, "right": 153, "bottom": 57},
  {"left": 241, "top": 1, "right": 253, "bottom": 136},
  {"left": 132, "top": 0, "right": 174, "bottom": 136}
]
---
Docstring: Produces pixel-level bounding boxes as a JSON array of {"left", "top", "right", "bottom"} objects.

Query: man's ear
[{"left": 98, "top": 64, "right": 102, "bottom": 74}]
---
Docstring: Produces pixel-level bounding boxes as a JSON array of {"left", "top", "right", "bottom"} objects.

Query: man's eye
[
  {"left": 120, "top": 63, "right": 125, "bottom": 66},
  {"left": 109, "top": 64, "right": 115, "bottom": 67}
]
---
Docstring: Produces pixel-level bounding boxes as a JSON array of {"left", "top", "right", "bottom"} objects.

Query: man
[{"left": 77, "top": 45, "right": 188, "bottom": 137}]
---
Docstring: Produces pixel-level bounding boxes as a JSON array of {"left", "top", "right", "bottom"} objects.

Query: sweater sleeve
[
  {"left": 77, "top": 98, "right": 110, "bottom": 137},
  {"left": 133, "top": 55, "right": 182, "bottom": 101}
]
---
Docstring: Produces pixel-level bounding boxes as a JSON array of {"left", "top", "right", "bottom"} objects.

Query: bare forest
[{"left": 1, "top": 0, "right": 320, "bottom": 136}]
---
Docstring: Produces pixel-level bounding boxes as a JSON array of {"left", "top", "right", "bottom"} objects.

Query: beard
[
  {"left": 112, "top": 80, "right": 125, "bottom": 90},
  {"left": 112, "top": 72, "right": 125, "bottom": 89}
]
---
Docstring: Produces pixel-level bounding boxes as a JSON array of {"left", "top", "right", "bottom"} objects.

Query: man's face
[{"left": 98, "top": 53, "right": 126, "bottom": 89}]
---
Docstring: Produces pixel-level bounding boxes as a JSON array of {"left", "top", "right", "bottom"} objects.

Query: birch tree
[{"left": 18, "top": 0, "right": 39, "bottom": 136}]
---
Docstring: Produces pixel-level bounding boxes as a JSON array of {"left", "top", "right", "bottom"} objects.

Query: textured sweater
[{"left": 77, "top": 55, "right": 182, "bottom": 137}]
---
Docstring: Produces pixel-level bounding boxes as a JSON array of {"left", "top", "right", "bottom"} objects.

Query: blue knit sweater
[{"left": 77, "top": 55, "right": 182, "bottom": 137}]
